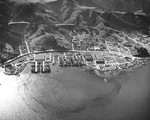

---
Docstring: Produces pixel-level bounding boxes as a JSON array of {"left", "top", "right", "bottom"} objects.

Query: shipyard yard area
[{"left": 2, "top": 40, "right": 139, "bottom": 77}]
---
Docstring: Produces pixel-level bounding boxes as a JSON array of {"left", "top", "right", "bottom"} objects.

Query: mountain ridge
[{"left": 0, "top": 0, "right": 150, "bottom": 62}]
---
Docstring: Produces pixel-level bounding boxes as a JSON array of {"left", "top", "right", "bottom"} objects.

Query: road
[{"left": 4, "top": 50, "right": 81, "bottom": 64}]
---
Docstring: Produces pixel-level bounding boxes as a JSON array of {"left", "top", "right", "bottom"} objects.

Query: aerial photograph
[{"left": 0, "top": 0, "right": 150, "bottom": 120}]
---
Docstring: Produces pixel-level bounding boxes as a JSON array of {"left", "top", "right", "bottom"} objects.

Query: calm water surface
[{"left": 0, "top": 61, "right": 150, "bottom": 120}]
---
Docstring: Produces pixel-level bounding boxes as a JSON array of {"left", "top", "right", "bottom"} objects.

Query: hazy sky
[{"left": 9, "top": 0, "right": 58, "bottom": 4}]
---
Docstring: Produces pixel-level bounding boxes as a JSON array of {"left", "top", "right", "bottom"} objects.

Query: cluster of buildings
[
  {"left": 3, "top": 56, "right": 28, "bottom": 75},
  {"left": 59, "top": 53, "right": 85, "bottom": 67},
  {"left": 91, "top": 51, "right": 133, "bottom": 71},
  {"left": 62, "top": 31, "right": 90, "bottom": 50},
  {"left": 3, "top": 38, "right": 134, "bottom": 75},
  {"left": 27, "top": 52, "right": 85, "bottom": 74},
  {"left": 81, "top": 41, "right": 135, "bottom": 72},
  {"left": 2, "top": 48, "right": 135, "bottom": 75},
  {"left": 105, "top": 41, "right": 132, "bottom": 57},
  {"left": 29, "top": 53, "right": 52, "bottom": 73},
  {"left": 122, "top": 32, "right": 150, "bottom": 52},
  {"left": 2, "top": 28, "right": 138, "bottom": 75}
]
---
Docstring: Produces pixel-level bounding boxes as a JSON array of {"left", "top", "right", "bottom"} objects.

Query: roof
[
  {"left": 94, "top": 46, "right": 100, "bottom": 49},
  {"left": 83, "top": 52, "right": 92, "bottom": 56},
  {"left": 30, "top": 55, "right": 34, "bottom": 60},
  {"left": 35, "top": 54, "right": 45, "bottom": 61},
  {"left": 83, "top": 52, "right": 93, "bottom": 61},
  {"left": 95, "top": 60, "right": 105, "bottom": 64},
  {"left": 94, "top": 53, "right": 104, "bottom": 59}
]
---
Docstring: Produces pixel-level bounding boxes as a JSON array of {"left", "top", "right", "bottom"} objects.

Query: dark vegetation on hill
[{"left": 0, "top": 0, "right": 150, "bottom": 62}]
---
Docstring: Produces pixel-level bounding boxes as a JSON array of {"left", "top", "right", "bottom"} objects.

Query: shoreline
[
  {"left": 0, "top": 60, "right": 150, "bottom": 120},
  {"left": 0, "top": 56, "right": 149, "bottom": 80}
]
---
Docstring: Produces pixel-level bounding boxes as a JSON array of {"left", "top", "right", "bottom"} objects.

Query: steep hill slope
[{"left": 0, "top": 0, "right": 150, "bottom": 62}]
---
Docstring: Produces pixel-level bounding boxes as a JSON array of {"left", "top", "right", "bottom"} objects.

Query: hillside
[{"left": 0, "top": 0, "right": 150, "bottom": 62}]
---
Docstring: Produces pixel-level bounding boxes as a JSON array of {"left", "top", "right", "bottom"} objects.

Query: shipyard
[
  {"left": 0, "top": 0, "right": 150, "bottom": 120},
  {"left": 0, "top": 21, "right": 149, "bottom": 120},
  {"left": 2, "top": 39, "right": 141, "bottom": 78}
]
